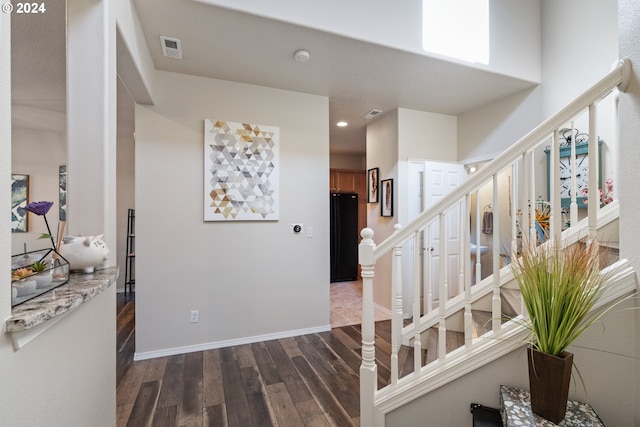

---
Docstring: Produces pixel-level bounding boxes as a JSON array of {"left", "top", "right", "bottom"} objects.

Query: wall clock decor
[{"left": 545, "top": 131, "right": 601, "bottom": 208}]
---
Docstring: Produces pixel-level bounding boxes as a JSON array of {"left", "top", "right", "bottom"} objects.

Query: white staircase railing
[{"left": 358, "top": 58, "right": 632, "bottom": 427}]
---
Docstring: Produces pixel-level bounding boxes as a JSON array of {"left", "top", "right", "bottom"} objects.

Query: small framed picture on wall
[
  {"left": 11, "top": 174, "right": 29, "bottom": 232},
  {"left": 381, "top": 178, "right": 393, "bottom": 217},
  {"left": 367, "top": 167, "right": 379, "bottom": 203}
]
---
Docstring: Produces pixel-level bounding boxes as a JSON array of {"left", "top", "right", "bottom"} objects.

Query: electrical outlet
[
  {"left": 190, "top": 310, "right": 199, "bottom": 323},
  {"left": 290, "top": 223, "right": 303, "bottom": 234}
]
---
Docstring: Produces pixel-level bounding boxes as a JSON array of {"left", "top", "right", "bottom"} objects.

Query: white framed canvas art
[{"left": 204, "top": 119, "right": 279, "bottom": 221}]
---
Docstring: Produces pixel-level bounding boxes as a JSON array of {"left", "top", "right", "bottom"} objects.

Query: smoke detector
[
  {"left": 160, "top": 36, "right": 183, "bottom": 59},
  {"left": 362, "top": 109, "right": 383, "bottom": 120},
  {"left": 294, "top": 49, "right": 311, "bottom": 63}
]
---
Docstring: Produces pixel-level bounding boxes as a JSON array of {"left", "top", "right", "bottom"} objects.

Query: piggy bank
[{"left": 59, "top": 234, "right": 110, "bottom": 273}]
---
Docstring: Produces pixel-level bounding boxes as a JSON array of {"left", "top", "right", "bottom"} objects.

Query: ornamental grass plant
[{"left": 510, "top": 239, "right": 612, "bottom": 357}]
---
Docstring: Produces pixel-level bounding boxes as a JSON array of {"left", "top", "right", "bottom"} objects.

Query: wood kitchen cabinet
[
  {"left": 330, "top": 169, "right": 365, "bottom": 195},
  {"left": 330, "top": 168, "right": 367, "bottom": 239}
]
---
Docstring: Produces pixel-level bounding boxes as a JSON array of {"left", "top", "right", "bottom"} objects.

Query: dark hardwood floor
[{"left": 116, "top": 293, "right": 410, "bottom": 427}]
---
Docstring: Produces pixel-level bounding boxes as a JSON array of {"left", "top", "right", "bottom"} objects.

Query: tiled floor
[{"left": 330, "top": 280, "right": 391, "bottom": 328}]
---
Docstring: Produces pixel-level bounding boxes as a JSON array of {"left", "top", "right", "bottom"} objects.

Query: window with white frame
[{"left": 422, "top": 0, "right": 489, "bottom": 64}]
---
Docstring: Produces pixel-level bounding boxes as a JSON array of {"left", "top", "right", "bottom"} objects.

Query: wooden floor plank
[
  {"left": 279, "top": 336, "right": 303, "bottom": 358},
  {"left": 151, "top": 405, "right": 178, "bottom": 427},
  {"left": 117, "top": 403, "right": 134, "bottom": 427},
  {"left": 235, "top": 344, "right": 256, "bottom": 369},
  {"left": 126, "top": 380, "right": 161, "bottom": 427},
  {"left": 221, "top": 359, "right": 255, "bottom": 427},
  {"left": 117, "top": 359, "right": 150, "bottom": 407},
  {"left": 242, "top": 366, "right": 275, "bottom": 426},
  {"left": 328, "top": 327, "right": 361, "bottom": 351},
  {"left": 264, "top": 339, "right": 313, "bottom": 403},
  {"left": 203, "top": 349, "right": 224, "bottom": 408},
  {"left": 265, "top": 382, "right": 303, "bottom": 427},
  {"left": 251, "top": 342, "right": 282, "bottom": 386},
  {"left": 156, "top": 354, "right": 185, "bottom": 409},
  {"left": 203, "top": 404, "right": 227, "bottom": 427},
  {"left": 319, "top": 330, "right": 362, "bottom": 376},
  {"left": 302, "top": 334, "right": 360, "bottom": 419},
  {"left": 178, "top": 377, "right": 203, "bottom": 425},
  {"left": 178, "top": 351, "right": 203, "bottom": 426},
  {"left": 144, "top": 357, "right": 169, "bottom": 383},
  {"left": 295, "top": 399, "right": 332, "bottom": 427},
  {"left": 291, "top": 355, "right": 356, "bottom": 427}
]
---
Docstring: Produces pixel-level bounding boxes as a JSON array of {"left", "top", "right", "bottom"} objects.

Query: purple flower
[
  {"left": 25, "top": 201, "right": 53, "bottom": 216},
  {"left": 25, "top": 201, "right": 56, "bottom": 249}
]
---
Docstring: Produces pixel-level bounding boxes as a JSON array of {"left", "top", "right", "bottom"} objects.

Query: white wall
[
  {"left": 458, "top": 87, "right": 542, "bottom": 164},
  {"left": 114, "top": 0, "right": 155, "bottom": 104},
  {"left": 366, "top": 111, "right": 399, "bottom": 311},
  {"left": 397, "top": 108, "right": 458, "bottom": 230},
  {"left": 1, "top": 2, "right": 117, "bottom": 425},
  {"left": 116, "top": 78, "right": 135, "bottom": 291},
  {"left": 365, "top": 109, "right": 458, "bottom": 312},
  {"left": 617, "top": 0, "right": 640, "bottom": 424},
  {"left": 541, "top": 0, "right": 619, "bottom": 196},
  {"left": 0, "top": 0, "right": 12, "bottom": 346},
  {"left": 0, "top": 288, "right": 117, "bottom": 427},
  {"left": 202, "top": 0, "right": 541, "bottom": 83},
  {"left": 541, "top": 0, "right": 619, "bottom": 117},
  {"left": 329, "top": 153, "right": 365, "bottom": 170},
  {"left": 134, "top": 71, "right": 330, "bottom": 357}
]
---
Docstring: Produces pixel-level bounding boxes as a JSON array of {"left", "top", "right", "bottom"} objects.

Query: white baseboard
[
  {"left": 133, "top": 324, "right": 332, "bottom": 361},
  {"left": 375, "top": 302, "right": 392, "bottom": 318}
]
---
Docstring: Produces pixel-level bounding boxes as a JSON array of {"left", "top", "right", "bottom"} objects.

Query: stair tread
[{"left": 501, "top": 288, "right": 522, "bottom": 319}]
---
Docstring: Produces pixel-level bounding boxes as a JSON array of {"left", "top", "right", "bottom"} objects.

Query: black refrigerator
[{"left": 330, "top": 193, "right": 359, "bottom": 282}]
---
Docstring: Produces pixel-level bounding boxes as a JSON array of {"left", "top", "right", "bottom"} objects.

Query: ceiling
[
  {"left": 132, "top": 0, "right": 537, "bottom": 155},
  {"left": 11, "top": 1, "right": 538, "bottom": 156}
]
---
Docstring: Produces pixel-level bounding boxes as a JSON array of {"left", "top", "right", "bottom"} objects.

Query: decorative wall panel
[{"left": 204, "top": 119, "right": 279, "bottom": 221}]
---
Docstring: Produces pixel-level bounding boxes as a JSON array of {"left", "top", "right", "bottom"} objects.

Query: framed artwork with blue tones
[
  {"left": 11, "top": 174, "right": 29, "bottom": 232},
  {"left": 59, "top": 165, "right": 67, "bottom": 221}
]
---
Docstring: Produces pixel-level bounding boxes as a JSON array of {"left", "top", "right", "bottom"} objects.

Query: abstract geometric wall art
[
  {"left": 204, "top": 119, "right": 279, "bottom": 221},
  {"left": 11, "top": 174, "right": 29, "bottom": 232}
]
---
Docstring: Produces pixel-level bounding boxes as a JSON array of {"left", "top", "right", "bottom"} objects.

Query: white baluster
[
  {"left": 475, "top": 190, "right": 481, "bottom": 285},
  {"left": 588, "top": 103, "right": 598, "bottom": 241},
  {"left": 528, "top": 151, "right": 537, "bottom": 244},
  {"left": 463, "top": 194, "right": 473, "bottom": 346},
  {"left": 425, "top": 225, "right": 433, "bottom": 314},
  {"left": 411, "top": 228, "right": 423, "bottom": 374},
  {"left": 438, "top": 212, "right": 447, "bottom": 361},
  {"left": 550, "top": 130, "right": 561, "bottom": 241},
  {"left": 358, "top": 228, "right": 377, "bottom": 427},
  {"left": 570, "top": 122, "right": 579, "bottom": 226},
  {"left": 511, "top": 160, "right": 519, "bottom": 261},
  {"left": 391, "top": 224, "right": 403, "bottom": 385},
  {"left": 492, "top": 173, "right": 501, "bottom": 331}
]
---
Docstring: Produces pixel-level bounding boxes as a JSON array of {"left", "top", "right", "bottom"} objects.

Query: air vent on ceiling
[
  {"left": 362, "top": 109, "right": 383, "bottom": 119},
  {"left": 160, "top": 36, "right": 183, "bottom": 59}
]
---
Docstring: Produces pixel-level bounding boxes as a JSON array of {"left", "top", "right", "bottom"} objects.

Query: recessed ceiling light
[
  {"left": 336, "top": 121, "right": 348, "bottom": 127},
  {"left": 294, "top": 49, "right": 311, "bottom": 63}
]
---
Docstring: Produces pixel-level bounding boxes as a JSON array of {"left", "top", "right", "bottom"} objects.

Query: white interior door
[{"left": 424, "top": 161, "right": 467, "bottom": 302}]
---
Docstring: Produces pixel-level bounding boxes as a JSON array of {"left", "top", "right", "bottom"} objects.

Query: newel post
[{"left": 359, "top": 228, "right": 377, "bottom": 427}]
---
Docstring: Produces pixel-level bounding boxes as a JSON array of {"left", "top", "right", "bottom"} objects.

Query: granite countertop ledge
[{"left": 6, "top": 266, "right": 119, "bottom": 333}]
